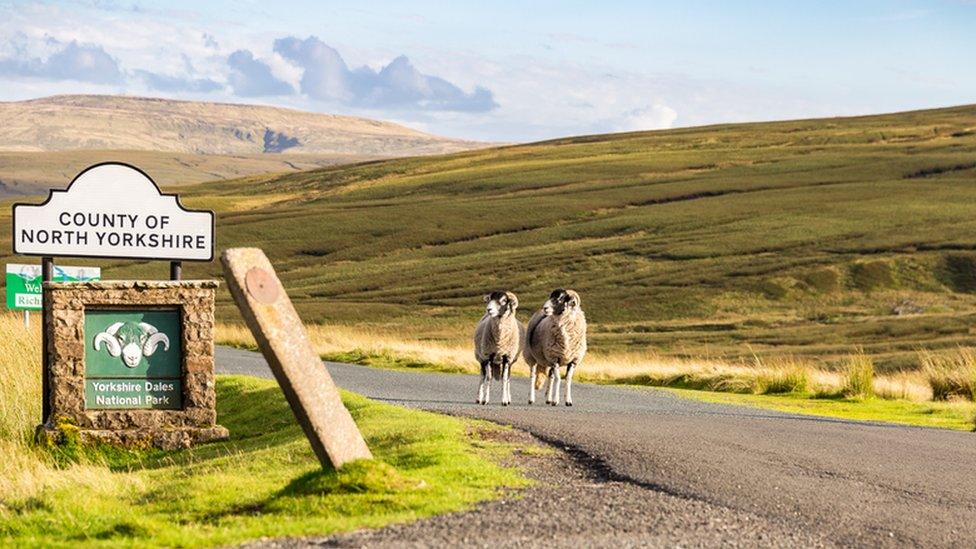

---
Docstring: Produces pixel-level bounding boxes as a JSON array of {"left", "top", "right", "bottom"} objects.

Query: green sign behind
[
  {"left": 5, "top": 263, "right": 100, "bottom": 310},
  {"left": 85, "top": 309, "right": 182, "bottom": 409}
]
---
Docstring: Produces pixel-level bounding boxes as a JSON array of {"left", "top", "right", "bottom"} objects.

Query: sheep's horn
[
  {"left": 104, "top": 322, "right": 125, "bottom": 335},
  {"left": 94, "top": 332, "right": 122, "bottom": 357},
  {"left": 138, "top": 322, "right": 158, "bottom": 335},
  {"left": 566, "top": 290, "right": 581, "bottom": 308},
  {"left": 143, "top": 332, "right": 170, "bottom": 356}
]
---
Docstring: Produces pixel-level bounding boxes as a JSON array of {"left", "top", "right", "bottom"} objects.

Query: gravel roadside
[{"left": 243, "top": 429, "right": 831, "bottom": 548}]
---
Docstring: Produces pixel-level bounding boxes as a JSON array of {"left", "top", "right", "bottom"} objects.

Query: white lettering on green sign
[{"left": 84, "top": 309, "right": 182, "bottom": 410}]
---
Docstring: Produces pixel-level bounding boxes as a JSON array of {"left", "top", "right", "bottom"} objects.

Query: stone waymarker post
[{"left": 221, "top": 247, "right": 372, "bottom": 469}]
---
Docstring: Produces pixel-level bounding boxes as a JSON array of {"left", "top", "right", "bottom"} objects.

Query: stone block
[{"left": 41, "top": 280, "right": 227, "bottom": 449}]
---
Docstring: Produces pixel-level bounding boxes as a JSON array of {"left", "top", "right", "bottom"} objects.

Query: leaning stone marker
[{"left": 221, "top": 247, "right": 372, "bottom": 469}]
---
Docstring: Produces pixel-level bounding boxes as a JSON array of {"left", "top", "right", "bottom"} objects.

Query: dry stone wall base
[{"left": 40, "top": 280, "right": 229, "bottom": 449}]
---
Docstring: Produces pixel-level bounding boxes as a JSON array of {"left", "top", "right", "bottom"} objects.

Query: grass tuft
[
  {"left": 920, "top": 347, "right": 976, "bottom": 401},
  {"left": 281, "top": 459, "right": 417, "bottom": 496},
  {"left": 842, "top": 352, "right": 875, "bottom": 399},
  {"left": 753, "top": 356, "right": 810, "bottom": 394}
]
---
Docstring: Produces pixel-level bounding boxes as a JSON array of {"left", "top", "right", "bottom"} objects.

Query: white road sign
[{"left": 12, "top": 163, "right": 214, "bottom": 261}]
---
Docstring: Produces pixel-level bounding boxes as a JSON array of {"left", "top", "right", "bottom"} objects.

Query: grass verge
[
  {"left": 215, "top": 322, "right": 976, "bottom": 430},
  {"left": 662, "top": 388, "right": 975, "bottom": 431},
  {"left": 2, "top": 370, "right": 529, "bottom": 547}
]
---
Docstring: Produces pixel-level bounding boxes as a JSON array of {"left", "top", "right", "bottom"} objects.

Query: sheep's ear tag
[{"left": 245, "top": 267, "right": 279, "bottom": 304}]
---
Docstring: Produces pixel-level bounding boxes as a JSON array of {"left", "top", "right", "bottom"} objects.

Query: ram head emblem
[{"left": 93, "top": 321, "right": 170, "bottom": 368}]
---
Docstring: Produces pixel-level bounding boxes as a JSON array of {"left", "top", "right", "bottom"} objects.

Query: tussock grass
[
  {"left": 842, "top": 352, "right": 875, "bottom": 399},
  {"left": 0, "top": 313, "right": 42, "bottom": 443},
  {"left": 229, "top": 316, "right": 975, "bottom": 430},
  {"left": 0, "top": 314, "right": 130, "bottom": 501},
  {"left": 218, "top": 322, "right": 936, "bottom": 403},
  {"left": 920, "top": 347, "right": 976, "bottom": 401},
  {"left": 753, "top": 356, "right": 810, "bottom": 394}
]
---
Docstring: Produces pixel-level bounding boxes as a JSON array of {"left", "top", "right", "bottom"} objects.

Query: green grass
[
  {"left": 5, "top": 105, "right": 976, "bottom": 370},
  {"left": 0, "top": 375, "right": 530, "bottom": 547},
  {"left": 663, "top": 387, "right": 976, "bottom": 431}
]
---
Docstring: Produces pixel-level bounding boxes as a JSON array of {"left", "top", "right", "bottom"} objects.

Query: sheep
[
  {"left": 473, "top": 290, "right": 525, "bottom": 405},
  {"left": 523, "top": 289, "right": 587, "bottom": 406},
  {"left": 522, "top": 299, "right": 553, "bottom": 405}
]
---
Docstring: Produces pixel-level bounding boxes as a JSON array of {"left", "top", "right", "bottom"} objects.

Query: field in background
[
  {"left": 217, "top": 322, "right": 976, "bottom": 430},
  {"left": 0, "top": 315, "right": 529, "bottom": 546},
  {"left": 4, "top": 105, "right": 976, "bottom": 373}
]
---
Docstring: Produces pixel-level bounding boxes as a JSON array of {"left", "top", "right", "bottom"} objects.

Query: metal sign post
[{"left": 41, "top": 256, "right": 52, "bottom": 424}]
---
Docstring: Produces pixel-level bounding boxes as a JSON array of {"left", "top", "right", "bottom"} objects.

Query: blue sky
[{"left": 0, "top": 0, "right": 974, "bottom": 141}]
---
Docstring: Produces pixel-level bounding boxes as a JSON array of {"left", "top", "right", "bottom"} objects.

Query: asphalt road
[{"left": 216, "top": 346, "right": 976, "bottom": 547}]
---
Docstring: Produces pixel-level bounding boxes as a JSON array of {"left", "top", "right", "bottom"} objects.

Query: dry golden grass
[
  {"left": 216, "top": 322, "right": 933, "bottom": 401},
  {"left": 0, "top": 313, "right": 130, "bottom": 502},
  {"left": 0, "top": 313, "right": 42, "bottom": 442},
  {"left": 919, "top": 347, "right": 976, "bottom": 401},
  {"left": 842, "top": 352, "right": 876, "bottom": 399}
]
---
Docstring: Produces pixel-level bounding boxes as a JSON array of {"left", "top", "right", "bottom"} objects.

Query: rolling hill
[
  {"left": 4, "top": 104, "right": 976, "bottom": 370},
  {"left": 0, "top": 95, "right": 486, "bottom": 194}
]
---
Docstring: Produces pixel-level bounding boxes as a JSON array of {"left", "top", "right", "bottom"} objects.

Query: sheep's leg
[
  {"left": 477, "top": 360, "right": 489, "bottom": 404},
  {"left": 551, "top": 363, "right": 562, "bottom": 406},
  {"left": 544, "top": 365, "right": 553, "bottom": 405},
  {"left": 546, "top": 364, "right": 559, "bottom": 406},
  {"left": 501, "top": 356, "right": 511, "bottom": 406},
  {"left": 528, "top": 364, "right": 536, "bottom": 405},
  {"left": 565, "top": 361, "right": 577, "bottom": 406},
  {"left": 482, "top": 355, "right": 494, "bottom": 405}
]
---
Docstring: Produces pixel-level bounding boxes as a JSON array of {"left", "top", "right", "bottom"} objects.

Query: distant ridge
[
  {"left": 0, "top": 95, "right": 489, "bottom": 195},
  {"left": 0, "top": 95, "right": 483, "bottom": 156}
]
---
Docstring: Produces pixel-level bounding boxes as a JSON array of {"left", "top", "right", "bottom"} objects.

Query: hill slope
[
  {"left": 0, "top": 95, "right": 486, "bottom": 194},
  {"left": 6, "top": 105, "right": 976, "bottom": 369},
  {"left": 0, "top": 95, "right": 482, "bottom": 155}
]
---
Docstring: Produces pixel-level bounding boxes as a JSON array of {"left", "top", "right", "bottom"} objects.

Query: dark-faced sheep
[
  {"left": 523, "top": 289, "right": 587, "bottom": 406},
  {"left": 474, "top": 290, "right": 525, "bottom": 405}
]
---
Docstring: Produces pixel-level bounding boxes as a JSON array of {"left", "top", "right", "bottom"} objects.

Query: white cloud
[
  {"left": 272, "top": 36, "right": 497, "bottom": 112},
  {"left": 616, "top": 104, "right": 679, "bottom": 132}
]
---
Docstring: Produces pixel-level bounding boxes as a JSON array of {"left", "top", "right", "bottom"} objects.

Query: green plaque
[{"left": 85, "top": 309, "right": 182, "bottom": 409}]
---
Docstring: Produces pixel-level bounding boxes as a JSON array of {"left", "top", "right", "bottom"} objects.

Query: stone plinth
[{"left": 39, "top": 280, "right": 228, "bottom": 450}]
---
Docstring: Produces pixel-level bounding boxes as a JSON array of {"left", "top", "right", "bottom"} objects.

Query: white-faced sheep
[
  {"left": 523, "top": 289, "right": 587, "bottom": 406},
  {"left": 474, "top": 290, "right": 525, "bottom": 405}
]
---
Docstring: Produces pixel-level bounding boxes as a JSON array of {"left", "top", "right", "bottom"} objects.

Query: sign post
[
  {"left": 13, "top": 162, "right": 224, "bottom": 448},
  {"left": 13, "top": 162, "right": 214, "bottom": 262}
]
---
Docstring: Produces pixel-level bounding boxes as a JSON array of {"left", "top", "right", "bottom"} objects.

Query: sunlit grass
[
  {"left": 1, "top": 315, "right": 530, "bottom": 546},
  {"left": 664, "top": 388, "right": 976, "bottom": 431},
  {"left": 920, "top": 347, "right": 976, "bottom": 401},
  {"left": 216, "top": 321, "right": 933, "bottom": 401}
]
